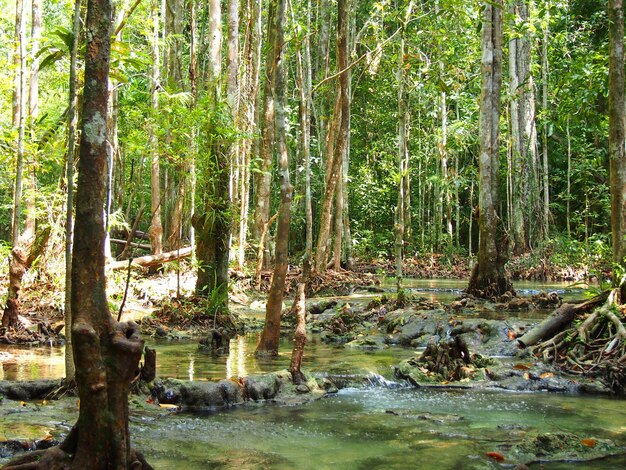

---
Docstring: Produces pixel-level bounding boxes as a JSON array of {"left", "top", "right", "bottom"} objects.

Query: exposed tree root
[{"left": 530, "top": 289, "right": 626, "bottom": 394}]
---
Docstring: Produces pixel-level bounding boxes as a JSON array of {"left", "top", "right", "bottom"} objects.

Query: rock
[
  {"left": 295, "top": 384, "right": 310, "bottom": 394},
  {"left": 308, "top": 300, "right": 338, "bottom": 315},
  {"left": 510, "top": 432, "right": 624, "bottom": 465},
  {"left": 345, "top": 335, "right": 388, "bottom": 350},
  {"left": 450, "top": 301, "right": 464, "bottom": 310},
  {"left": 508, "top": 298, "right": 529, "bottom": 310},
  {"left": 151, "top": 378, "right": 244, "bottom": 409},
  {"left": 198, "top": 328, "right": 231, "bottom": 355},
  {"left": 155, "top": 326, "right": 168, "bottom": 337},
  {"left": 0, "top": 380, "right": 60, "bottom": 401},
  {"left": 245, "top": 373, "right": 282, "bottom": 401}
]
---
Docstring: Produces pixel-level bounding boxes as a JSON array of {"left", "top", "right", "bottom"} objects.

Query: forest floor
[{"left": 0, "top": 250, "right": 609, "bottom": 345}]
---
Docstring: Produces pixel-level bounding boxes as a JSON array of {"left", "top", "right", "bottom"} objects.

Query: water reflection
[{"left": 0, "top": 345, "right": 64, "bottom": 381}]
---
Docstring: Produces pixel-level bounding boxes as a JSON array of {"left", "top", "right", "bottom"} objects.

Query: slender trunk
[
  {"left": 289, "top": 259, "right": 310, "bottom": 384},
  {"left": 509, "top": 1, "right": 537, "bottom": 253},
  {"left": 566, "top": 117, "right": 571, "bottom": 237},
  {"left": 296, "top": 0, "right": 313, "bottom": 262},
  {"left": 332, "top": 173, "right": 343, "bottom": 270},
  {"left": 256, "top": 0, "right": 290, "bottom": 357},
  {"left": 238, "top": 0, "right": 262, "bottom": 270},
  {"left": 29, "top": 0, "right": 41, "bottom": 119},
  {"left": 227, "top": 0, "right": 239, "bottom": 110},
  {"left": 254, "top": 0, "right": 278, "bottom": 252},
  {"left": 11, "top": 0, "right": 26, "bottom": 245},
  {"left": 189, "top": 0, "right": 197, "bottom": 251},
  {"left": 194, "top": 0, "right": 231, "bottom": 310},
  {"left": 148, "top": 0, "right": 163, "bottom": 255},
  {"left": 64, "top": 0, "right": 82, "bottom": 383},
  {"left": 227, "top": 0, "right": 240, "bottom": 247},
  {"left": 315, "top": 0, "right": 351, "bottom": 274},
  {"left": 541, "top": 6, "right": 550, "bottom": 239},
  {"left": 395, "top": 1, "right": 413, "bottom": 289},
  {"left": 467, "top": 0, "right": 512, "bottom": 298},
  {"left": 609, "top": 0, "right": 626, "bottom": 296}
]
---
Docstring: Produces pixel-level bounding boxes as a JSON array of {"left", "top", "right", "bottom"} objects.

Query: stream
[{"left": 2, "top": 279, "right": 625, "bottom": 469}]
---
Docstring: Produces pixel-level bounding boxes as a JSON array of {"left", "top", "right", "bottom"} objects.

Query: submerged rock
[
  {"left": 151, "top": 370, "right": 330, "bottom": 410},
  {"left": 0, "top": 380, "right": 60, "bottom": 401},
  {"left": 507, "top": 432, "right": 625, "bottom": 465}
]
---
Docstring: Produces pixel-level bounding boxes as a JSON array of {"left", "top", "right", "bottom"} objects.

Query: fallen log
[
  {"left": 108, "top": 246, "right": 193, "bottom": 271},
  {"left": 110, "top": 238, "right": 152, "bottom": 250},
  {"left": 517, "top": 291, "right": 609, "bottom": 348}
]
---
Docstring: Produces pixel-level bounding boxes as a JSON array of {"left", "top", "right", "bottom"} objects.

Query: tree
[
  {"left": 467, "top": 0, "right": 512, "bottom": 298},
  {"left": 194, "top": 0, "right": 232, "bottom": 311},
  {"left": 64, "top": 0, "right": 82, "bottom": 383},
  {"left": 609, "top": 0, "right": 626, "bottom": 299},
  {"left": 314, "top": 0, "right": 351, "bottom": 273},
  {"left": 148, "top": 0, "right": 163, "bottom": 255},
  {"left": 508, "top": 0, "right": 538, "bottom": 253},
  {"left": 256, "top": 0, "right": 290, "bottom": 356},
  {"left": 3, "top": 0, "right": 150, "bottom": 466},
  {"left": 394, "top": 0, "right": 414, "bottom": 290}
]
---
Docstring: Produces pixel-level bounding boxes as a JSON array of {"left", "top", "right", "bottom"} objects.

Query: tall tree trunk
[
  {"left": 509, "top": 0, "right": 537, "bottom": 253},
  {"left": 11, "top": 0, "right": 26, "bottom": 245},
  {"left": 256, "top": 0, "right": 290, "bottom": 356},
  {"left": 467, "top": 0, "right": 512, "bottom": 299},
  {"left": 566, "top": 117, "right": 571, "bottom": 237},
  {"left": 314, "top": 0, "right": 351, "bottom": 274},
  {"left": 332, "top": 173, "right": 344, "bottom": 270},
  {"left": 227, "top": 0, "right": 240, "bottom": 248},
  {"left": 29, "top": 0, "right": 41, "bottom": 119},
  {"left": 254, "top": 0, "right": 278, "bottom": 258},
  {"left": 609, "top": 0, "right": 626, "bottom": 298},
  {"left": 189, "top": 0, "right": 198, "bottom": 251},
  {"left": 64, "top": 0, "right": 83, "bottom": 383},
  {"left": 541, "top": 4, "right": 550, "bottom": 239},
  {"left": 148, "top": 0, "right": 163, "bottom": 255},
  {"left": 395, "top": 1, "right": 413, "bottom": 289},
  {"left": 194, "top": 0, "right": 231, "bottom": 312},
  {"left": 70, "top": 0, "right": 146, "bottom": 458},
  {"left": 293, "top": 0, "right": 314, "bottom": 262},
  {"left": 237, "top": 0, "right": 262, "bottom": 270}
]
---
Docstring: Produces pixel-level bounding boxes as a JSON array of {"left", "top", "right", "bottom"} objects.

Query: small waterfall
[{"left": 365, "top": 371, "right": 404, "bottom": 389}]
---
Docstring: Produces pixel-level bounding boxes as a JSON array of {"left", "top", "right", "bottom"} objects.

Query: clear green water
[
  {"left": 2, "top": 279, "right": 623, "bottom": 469},
  {"left": 133, "top": 387, "right": 626, "bottom": 469}
]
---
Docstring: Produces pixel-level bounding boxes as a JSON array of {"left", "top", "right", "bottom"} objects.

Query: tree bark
[
  {"left": 64, "top": 0, "right": 83, "bottom": 383},
  {"left": 509, "top": 0, "right": 538, "bottom": 253},
  {"left": 314, "top": 0, "right": 351, "bottom": 274},
  {"left": 394, "top": 1, "right": 413, "bottom": 289},
  {"left": 609, "top": 0, "right": 626, "bottom": 298},
  {"left": 254, "top": 0, "right": 278, "bottom": 254},
  {"left": 467, "top": 0, "right": 512, "bottom": 299},
  {"left": 237, "top": 0, "right": 262, "bottom": 270},
  {"left": 256, "top": 0, "right": 290, "bottom": 357},
  {"left": 194, "top": 0, "right": 231, "bottom": 312},
  {"left": 148, "top": 0, "right": 163, "bottom": 255},
  {"left": 58, "top": 0, "right": 148, "bottom": 466},
  {"left": 11, "top": 0, "right": 26, "bottom": 246},
  {"left": 289, "top": 260, "right": 310, "bottom": 384},
  {"left": 541, "top": 4, "right": 551, "bottom": 239}
]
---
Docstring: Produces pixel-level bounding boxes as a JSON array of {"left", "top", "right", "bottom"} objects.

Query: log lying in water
[
  {"left": 108, "top": 246, "right": 193, "bottom": 271},
  {"left": 517, "top": 291, "right": 609, "bottom": 348}
]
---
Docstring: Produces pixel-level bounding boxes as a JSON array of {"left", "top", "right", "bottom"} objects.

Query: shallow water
[
  {"left": 134, "top": 387, "right": 626, "bottom": 469},
  {"left": 2, "top": 278, "right": 623, "bottom": 469}
]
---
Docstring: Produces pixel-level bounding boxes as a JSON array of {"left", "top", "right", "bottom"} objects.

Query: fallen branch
[
  {"left": 108, "top": 246, "right": 193, "bottom": 271},
  {"left": 517, "top": 290, "right": 609, "bottom": 348}
]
